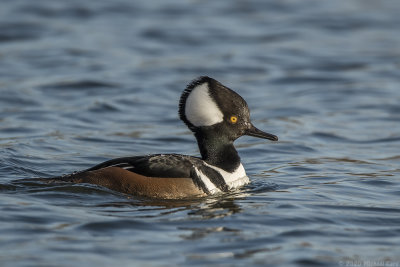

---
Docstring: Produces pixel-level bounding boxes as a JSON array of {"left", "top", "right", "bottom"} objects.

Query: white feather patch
[
  {"left": 195, "top": 163, "right": 250, "bottom": 194},
  {"left": 194, "top": 167, "right": 221, "bottom": 194},
  {"left": 185, "top": 83, "right": 224, "bottom": 127},
  {"left": 204, "top": 163, "right": 250, "bottom": 190}
]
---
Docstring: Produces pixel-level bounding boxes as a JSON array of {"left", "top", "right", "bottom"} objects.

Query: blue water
[{"left": 1, "top": 0, "right": 400, "bottom": 266}]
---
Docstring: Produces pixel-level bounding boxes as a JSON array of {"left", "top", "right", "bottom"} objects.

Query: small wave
[
  {"left": 245, "top": 179, "right": 279, "bottom": 194},
  {"left": 312, "top": 131, "right": 400, "bottom": 144},
  {"left": 271, "top": 76, "right": 350, "bottom": 85},
  {"left": 0, "top": 22, "right": 46, "bottom": 42},
  {"left": 18, "top": 5, "right": 95, "bottom": 19},
  {"left": 311, "top": 131, "right": 353, "bottom": 143},
  {"left": 373, "top": 155, "right": 400, "bottom": 161},
  {"left": 366, "top": 136, "right": 400, "bottom": 143},
  {"left": 0, "top": 183, "right": 17, "bottom": 192},
  {"left": 88, "top": 101, "right": 120, "bottom": 113},
  {"left": 39, "top": 80, "right": 119, "bottom": 91},
  {"left": 79, "top": 219, "right": 154, "bottom": 232},
  {"left": 315, "top": 61, "right": 367, "bottom": 72}
]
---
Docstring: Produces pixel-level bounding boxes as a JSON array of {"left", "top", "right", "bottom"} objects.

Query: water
[{"left": 1, "top": 0, "right": 400, "bottom": 266}]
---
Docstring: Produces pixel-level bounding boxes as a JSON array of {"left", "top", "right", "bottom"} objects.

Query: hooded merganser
[{"left": 47, "top": 76, "right": 278, "bottom": 199}]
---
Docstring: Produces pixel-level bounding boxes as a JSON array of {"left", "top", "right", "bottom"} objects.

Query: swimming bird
[{"left": 47, "top": 76, "right": 278, "bottom": 198}]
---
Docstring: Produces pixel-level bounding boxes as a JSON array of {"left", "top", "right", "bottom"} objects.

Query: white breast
[
  {"left": 207, "top": 163, "right": 249, "bottom": 189},
  {"left": 194, "top": 163, "right": 250, "bottom": 194}
]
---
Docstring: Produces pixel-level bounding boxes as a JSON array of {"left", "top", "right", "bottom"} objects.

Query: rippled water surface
[{"left": 1, "top": 0, "right": 400, "bottom": 266}]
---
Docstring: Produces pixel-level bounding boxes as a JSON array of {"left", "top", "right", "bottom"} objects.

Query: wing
[{"left": 84, "top": 154, "right": 201, "bottom": 178}]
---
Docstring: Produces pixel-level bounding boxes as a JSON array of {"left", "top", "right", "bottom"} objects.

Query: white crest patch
[{"left": 185, "top": 83, "right": 224, "bottom": 127}]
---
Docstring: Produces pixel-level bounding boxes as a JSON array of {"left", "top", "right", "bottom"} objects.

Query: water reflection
[{"left": 179, "top": 226, "right": 240, "bottom": 241}]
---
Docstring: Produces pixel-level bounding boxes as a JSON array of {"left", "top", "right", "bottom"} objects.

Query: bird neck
[{"left": 194, "top": 129, "right": 241, "bottom": 173}]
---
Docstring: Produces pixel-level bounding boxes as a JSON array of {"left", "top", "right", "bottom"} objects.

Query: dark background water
[{"left": 1, "top": 0, "right": 400, "bottom": 266}]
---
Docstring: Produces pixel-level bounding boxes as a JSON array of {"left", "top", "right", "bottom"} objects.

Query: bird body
[{"left": 45, "top": 76, "right": 278, "bottom": 199}]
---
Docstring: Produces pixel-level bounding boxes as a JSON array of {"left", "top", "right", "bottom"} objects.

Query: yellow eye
[{"left": 230, "top": 115, "right": 238, "bottom": 124}]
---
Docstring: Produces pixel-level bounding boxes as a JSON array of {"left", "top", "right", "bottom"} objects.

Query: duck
[{"left": 45, "top": 76, "right": 278, "bottom": 199}]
